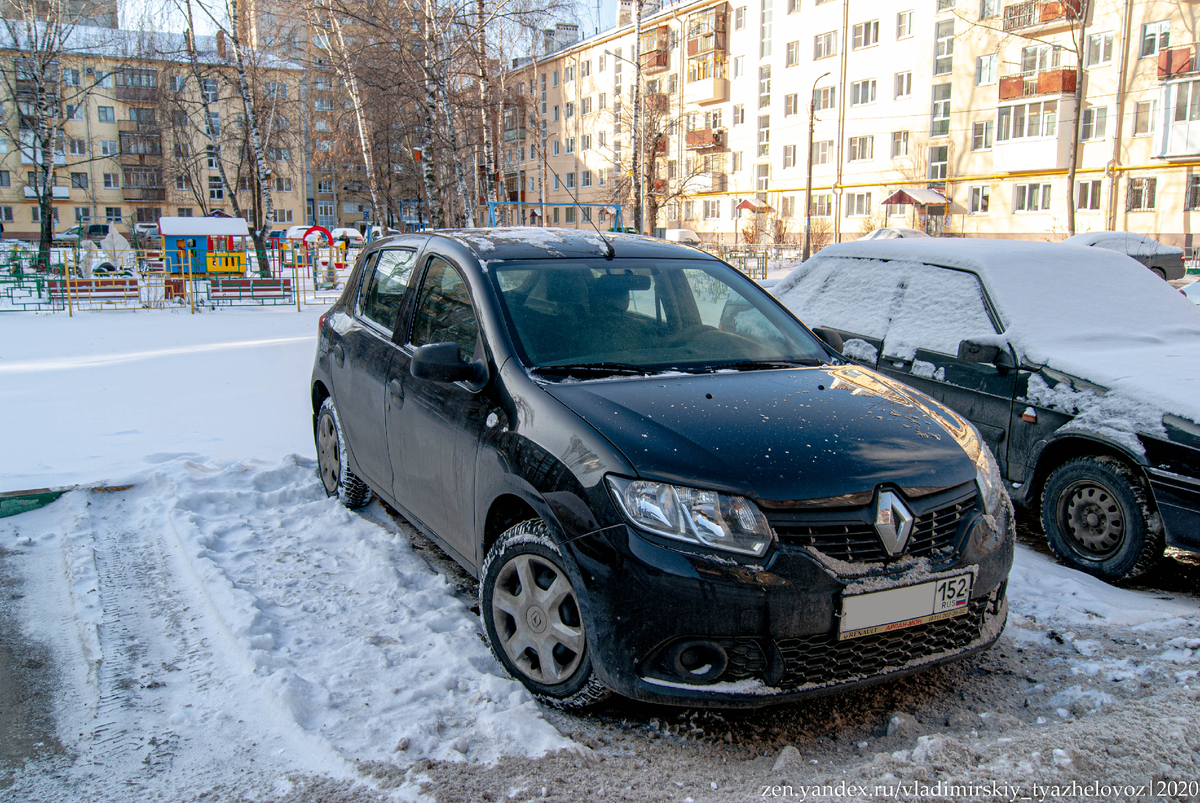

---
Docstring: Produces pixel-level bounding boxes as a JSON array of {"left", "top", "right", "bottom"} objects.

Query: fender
[{"left": 1017, "top": 429, "right": 1151, "bottom": 508}]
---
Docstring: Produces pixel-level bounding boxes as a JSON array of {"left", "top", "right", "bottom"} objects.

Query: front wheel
[
  {"left": 479, "top": 520, "right": 610, "bottom": 710},
  {"left": 1041, "top": 456, "right": 1163, "bottom": 582}
]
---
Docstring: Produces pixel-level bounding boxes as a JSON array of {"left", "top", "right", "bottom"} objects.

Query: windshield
[{"left": 490, "top": 258, "right": 830, "bottom": 376}]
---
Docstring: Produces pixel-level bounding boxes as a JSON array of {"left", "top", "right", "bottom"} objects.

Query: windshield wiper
[
  {"left": 693, "top": 359, "right": 824, "bottom": 372},
  {"left": 532, "top": 361, "right": 658, "bottom": 377}
]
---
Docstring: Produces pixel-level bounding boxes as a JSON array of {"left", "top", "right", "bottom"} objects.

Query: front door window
[{"left": 410, "top": 258, "right": 479, "bottom": 362}]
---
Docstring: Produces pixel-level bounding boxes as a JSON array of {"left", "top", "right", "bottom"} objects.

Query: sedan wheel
[
  {"left": 1041, "top": 456, "right": 1164, "bottom": 582},
  {"left": 317, "top": 410, "right": 341, "bottom": 495},
  {"left": 315, "top": 397, "right": 372, "bottom": 509},
  {"left": 480, "top": 520, "right": 610, "bottom": 709}
]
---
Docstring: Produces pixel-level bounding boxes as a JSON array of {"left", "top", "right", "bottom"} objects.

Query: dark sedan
[{"left": 310, "top": 228, "right": 1013, "bottom": 708}]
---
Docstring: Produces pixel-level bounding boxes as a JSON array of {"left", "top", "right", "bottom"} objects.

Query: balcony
[
  {"left": 1002, "top": 0, "right": 1079, "bottom": 32},
  {"left": 685, "top": 128, "right": 725, "bottom": 149},
  {"left": 122, "top": 187, "right": 166, "bottom": 201},
  {"left": 116, "top": 85, "right": 159, "bottom": 103},
  {"left": 684, "top": 76, "right": 728, "bottom": 107},
  {"left": 502, "top": 126, "right": 526, "bottom": 142},
  {"left": 641, "top": 48, "right": 668, "bottom": 72},
  {"left": 1160, "top": 45, "right": 1198, "bottom": 79},
  {"left": 24, "top": 185, "right": 70, "bottom": 200},
  {"left": 686, "top": 30, "right": 727, "bottom": 57},
  {"left": 998, "top": 67, "right": 1077, "bottom": 100},
  {"left": 646, "top": 92, "right": 669, "bottom": 113},
  {"left": 991, "top": 96, "right": 1077, "bottom": 173},
  {"left": 118, "top": 120, "right": 161, "bottom": 134}
]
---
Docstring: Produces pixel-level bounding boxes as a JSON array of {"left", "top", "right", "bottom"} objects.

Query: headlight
[
  {"left": 606, "top": 476, "right": 774, "bottom": 557},
  {"left": 972, "top": 434, "right": 1004, "bottom": 518}
]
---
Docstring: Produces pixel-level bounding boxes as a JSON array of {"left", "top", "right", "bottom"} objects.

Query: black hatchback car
[{"left": 309, "top": 228, "right": 1014, "bottom": 708}]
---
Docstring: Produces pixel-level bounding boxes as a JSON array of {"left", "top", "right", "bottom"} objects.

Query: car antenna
[{"left": 538, "top": 151, "right": 617, "bottom": 261}]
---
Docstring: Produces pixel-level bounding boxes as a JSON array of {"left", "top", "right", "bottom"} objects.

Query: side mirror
[
  {"left": 812, "top": 326, "right": 844, "bottom": 354},
  {"left": 411, "top": 342, "right": 482, "bottom": 384},
  {"left": 958, "top": 339, "right": 1015, "bottom": 369}
]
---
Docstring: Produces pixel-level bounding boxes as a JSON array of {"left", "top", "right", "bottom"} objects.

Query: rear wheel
[
  {"left": 316, "top": 397, "right": 371, "bottom": 509},
  {"left": 1152, "top": 267, "right": 1167, "bottom": 280},
  {"left": 480, "top": 520, "right": 610, "bottom": 710},
  {"left": 1041, "top": 456, "right": 1163, "bottom": 581}
]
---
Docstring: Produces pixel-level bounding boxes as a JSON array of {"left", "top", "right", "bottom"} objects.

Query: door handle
[{"left": 332, "top": 343, "right": 345, "bottom": 367}]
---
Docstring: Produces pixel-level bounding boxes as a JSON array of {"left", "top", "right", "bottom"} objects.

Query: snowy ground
[{"left": 3, "top": 306, "right": 1200, "bottom": 802}]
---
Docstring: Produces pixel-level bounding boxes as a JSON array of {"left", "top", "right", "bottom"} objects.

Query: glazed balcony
[
  {"left": 1002, "top": 0, "right": 1080, "bottom": 32},
  {"left": 998, "top": 67, "right": 1077, "bottom": 100},
  {"left": 685, "top": 128, "right": 725, "bottom": 149}
]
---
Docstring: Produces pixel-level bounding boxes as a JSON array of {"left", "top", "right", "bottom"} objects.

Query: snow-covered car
[
  {"left": 310, "top": 228, "right": 1013, "bottom": 710},
  {"left": 775, "top": 238, "right": 1200, "bottom": 582},
  {"left": 284, "top": 224, "right": 323, "bottom": 243},
  {"left": 1060, "top": 231, "right": 1185, "bottom": 281},
  {"left": 1183, "top": 281, "right": 1200, "bottom": 305},
  {"left": 859, "top": 227, "right": 931, "bottom": 240},
  {"left": 330, "top": 227, "right": 365, "bottom": 243},
  {"left": 56, "top": 223, "right": 116, "bottom": 246}
]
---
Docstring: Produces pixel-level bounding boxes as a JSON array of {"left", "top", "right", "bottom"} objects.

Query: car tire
[
  {"left": 1151, "top": 267, "right": 1167, "bottom": 280},
  {"left": 1041, "top": 456, "right": 1163, "bottom": 582},
  {"left": 315, "top": 396, "right": 371, "bottom": 509},
  {"left": 480, "top": 520, "right": 610, "bottom": 710}
]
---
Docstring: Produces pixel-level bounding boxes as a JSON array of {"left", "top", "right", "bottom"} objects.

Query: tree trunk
[
  {"left": 435, "top": 76, "right": 475, "bottom": 227},
  {"left": 328, "top": 9, "right": 383, "bottom": 235}
]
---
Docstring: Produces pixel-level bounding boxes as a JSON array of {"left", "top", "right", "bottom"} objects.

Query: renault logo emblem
[{"left": 875, "top": 491, "right": 914, "bottom": 556}]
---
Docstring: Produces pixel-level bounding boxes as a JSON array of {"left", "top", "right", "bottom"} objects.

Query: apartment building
[
  {"left": 0, "top": 26, "right": 307, "bottom": 240},
  {"left": 507, "top": 0, "right": 1200, "bottom": 247}
]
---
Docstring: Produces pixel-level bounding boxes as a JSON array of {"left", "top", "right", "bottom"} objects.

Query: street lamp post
[{"left": 803, "top": 71, "right": 831, "bottom": 262}]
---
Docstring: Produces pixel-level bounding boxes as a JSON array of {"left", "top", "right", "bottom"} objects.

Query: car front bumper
[{"left": 565, "top": 500, "right": 1015, "bottom": 708}]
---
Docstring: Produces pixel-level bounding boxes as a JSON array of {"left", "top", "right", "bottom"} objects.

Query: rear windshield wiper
[
  {"left": 694, "top": 359, "right": 823, "bottom": 372},
  {"left": 532, "top": 361, "right": 658, "bottom": 378}
]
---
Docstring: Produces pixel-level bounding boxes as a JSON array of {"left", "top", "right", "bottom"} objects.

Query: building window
[
  {"left": 581, "top": 97, "right": 592, "bottom": 115},
  {"left": 1186, "top": 176, "right": 1200, "bottom": 210},
  {"left": 759, "top": 65, "right": 771, "bottom": 108},
  {"left": 785, "top": 40, "right": 800, "bottom": 67},
  {"left": 1014, "top": 182, "right": 1051, "bottom": 212},
  {"left": 0, "top": 171, "right": 10, "bottom": 188},
  {"left": 848, "top": 135, "right": 873, "bottom": 161},
  {"left": 70, "top": 172, "right": 88, "bottom": 189},
  {"left": 582, "top": 170, "right": 592, "bottom": 187},
  {"left": 760, "top": 0, "right": 774, "bottom": 58},
  {"left": 850, "top": 79, "right": 876, "bottom": 107},
  {"left": 175, "top": 174, "right": 190, "bottom": 190},
  {"left": 564, "top": 102, "right": 574, "bottom": 118},
  {"left": 68, "top": 138, "right": 87, "bottom": 156},
  {"left": 735, "top": 5, "right": 746, "bottom": 28},
  {"left": 813, "top": 140, "right": 833, "bottom": 165},
  {"left": 979, "top": 0, "right": 999, "bottom": 18},
  {"left": 891, "top": 131, "right": 909, "bottom": 158},
  {"left": 0, "top": 206, "right": 13, "bottom": 222},
  {"left": 928, "top": 145, "right": 948, "bottom": 180},
  {"left": 814, "top": 31, "right": 836, "bottom": 60},
  {"left": 972, "top": 120, "right": 994, "bottom": 150},
  {"left": 997, "top": 100, "right": 1058, "bottom": 140},
  {"left": 274, "top": 209, "right": 294, "bottom": 223},
  {"left": 74, "top": 207, "right": 91, "bottom": 223},
  {"left": 565, "top": 172, "right": 575, "bottom": 189},
  {"left": 1081, "top": 107, "right": 1108, "bottom": 139},
  {"left": 1077, "top": 179, "right": 1102, "bottom": 211},
  {"left": 1141, "top": 21, "right": 1169, "bottom": 58},
  {"left": 810, "top": 193, "right": 833, "bottom": 216},
  {"left": 565, "top": 137, "right": 575, "bottom": 154},
  {"left": 103, "top": 173, "right": 118, "bottom": 188},
  {"left": 969, "top": 186, "right": 990, "bottom": 214},
  {"left": 1175, "top": 80, "right": 1200, "bottom": 123},
  {"left": 1087, "top": 32, "right": 1114, "bottom": 66},
  {"left": 934, "top": 20, "right": 954, "bottom": 75},
  {"left": 1127, "top": 177, "right": 1156, "bottom": 210},
  {"left": 937, "top": 0, "right": 955, "bottom": 8},
  {"left": 931, "top": 84, "right": 951, "bottom": 136},
  {"left": 814, "top": 85, "right": 836, "bottom": 111},
  {"left": 976, "top": 54, "right": 997, "bottom": 85},
  {"left": 845, "top": 192, "right": 871, "bottom": 217},
  {"left": 732, "top": 103, "right": 745, "bottom": 124},
  {"left": 756, "top": 163, "right": 770, "bottom": 193},
  {"left": 784, "top": 93, "right": 799, "bottom": 116},
  {"left": 1133, "top": 100, "right": 1156, "bottom": 136},
  {"left": 97, "top": 105, "right": 115, "bottom": 123},
  {"left": 703, "top": 199, "right": 721, "bottom": 219},
  {"left": 201, "top": 78, "right": 218, "bottom": 103},
  {"left": 552, "top": 70, "right": 559, "bottom": 87},
  {"left": 552, "top": 105, "right": 559, "bottom": 122},
  {"left": 783, "top": 144, "right": 796, "bottom": 168},
  {"left": 209, "top": 176, "right": 224, "bottom": 201},
  {"left": 780, "top": 196, "right": 795, "bottom": 218},
  {"left": 894, "top": 71, "right": 912, "bottom": 99},
  {"left": 852, "top": 20, "right": 879, "bottom": 49},
  {"left": 757, "top": 115, "right": 770, "bottom": 156}
]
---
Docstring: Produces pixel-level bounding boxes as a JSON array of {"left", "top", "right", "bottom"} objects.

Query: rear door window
[{"left": 357, "top": 248, "right": 417, "bottom": 334}]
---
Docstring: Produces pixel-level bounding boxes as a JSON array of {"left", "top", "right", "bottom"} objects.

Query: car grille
[
  {"left": 766, "top": 486, "right": 977, "bottom": 563},
  {"left": 773, "top": 596, "right": 990, "bottom": 689}
]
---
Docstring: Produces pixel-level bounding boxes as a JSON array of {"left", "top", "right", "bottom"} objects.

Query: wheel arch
[
  {"left": 1029, "top": 433, "right": 1153, "bottom": 513},
  {"left": 311, "top": 380, "right": 331, "bottom": 442},
  {"left": 483, "top": 493, "right": 543, "bottom": 560}
]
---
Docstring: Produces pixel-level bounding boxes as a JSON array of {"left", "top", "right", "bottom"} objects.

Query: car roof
[{"left": 408, "top": 227, "right": 719, "bottom": 264}]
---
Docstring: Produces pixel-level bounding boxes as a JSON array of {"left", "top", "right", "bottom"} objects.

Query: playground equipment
[{"left": 159, "top": 217, "right": 250, "bottom": 276}]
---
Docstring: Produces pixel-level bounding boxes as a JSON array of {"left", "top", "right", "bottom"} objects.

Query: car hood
[{"left": 543, "top": 366, "right": 977, "bottom": 505}]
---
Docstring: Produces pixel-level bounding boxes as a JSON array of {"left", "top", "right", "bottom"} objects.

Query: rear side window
[
  {"left": 410, "top": 258, "right": 479, "bottom": 361},
  {"left": 357, "top": 249, "right": 416, "bottom": 333},
  {"left": 778, "top": 257, "right": 900, "bottom": 339}
]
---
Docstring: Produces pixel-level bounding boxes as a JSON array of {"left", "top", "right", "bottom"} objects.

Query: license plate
[{"left": 838, "top": 572, "right": 974, "bottom": 641}]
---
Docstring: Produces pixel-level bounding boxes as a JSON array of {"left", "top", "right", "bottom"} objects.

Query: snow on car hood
[
  {"left": 776, "top": 239, "right": 1200, "bottom": 446},
  {"left": 543, "top": 365, "right": 977, "bottom": 504}
]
